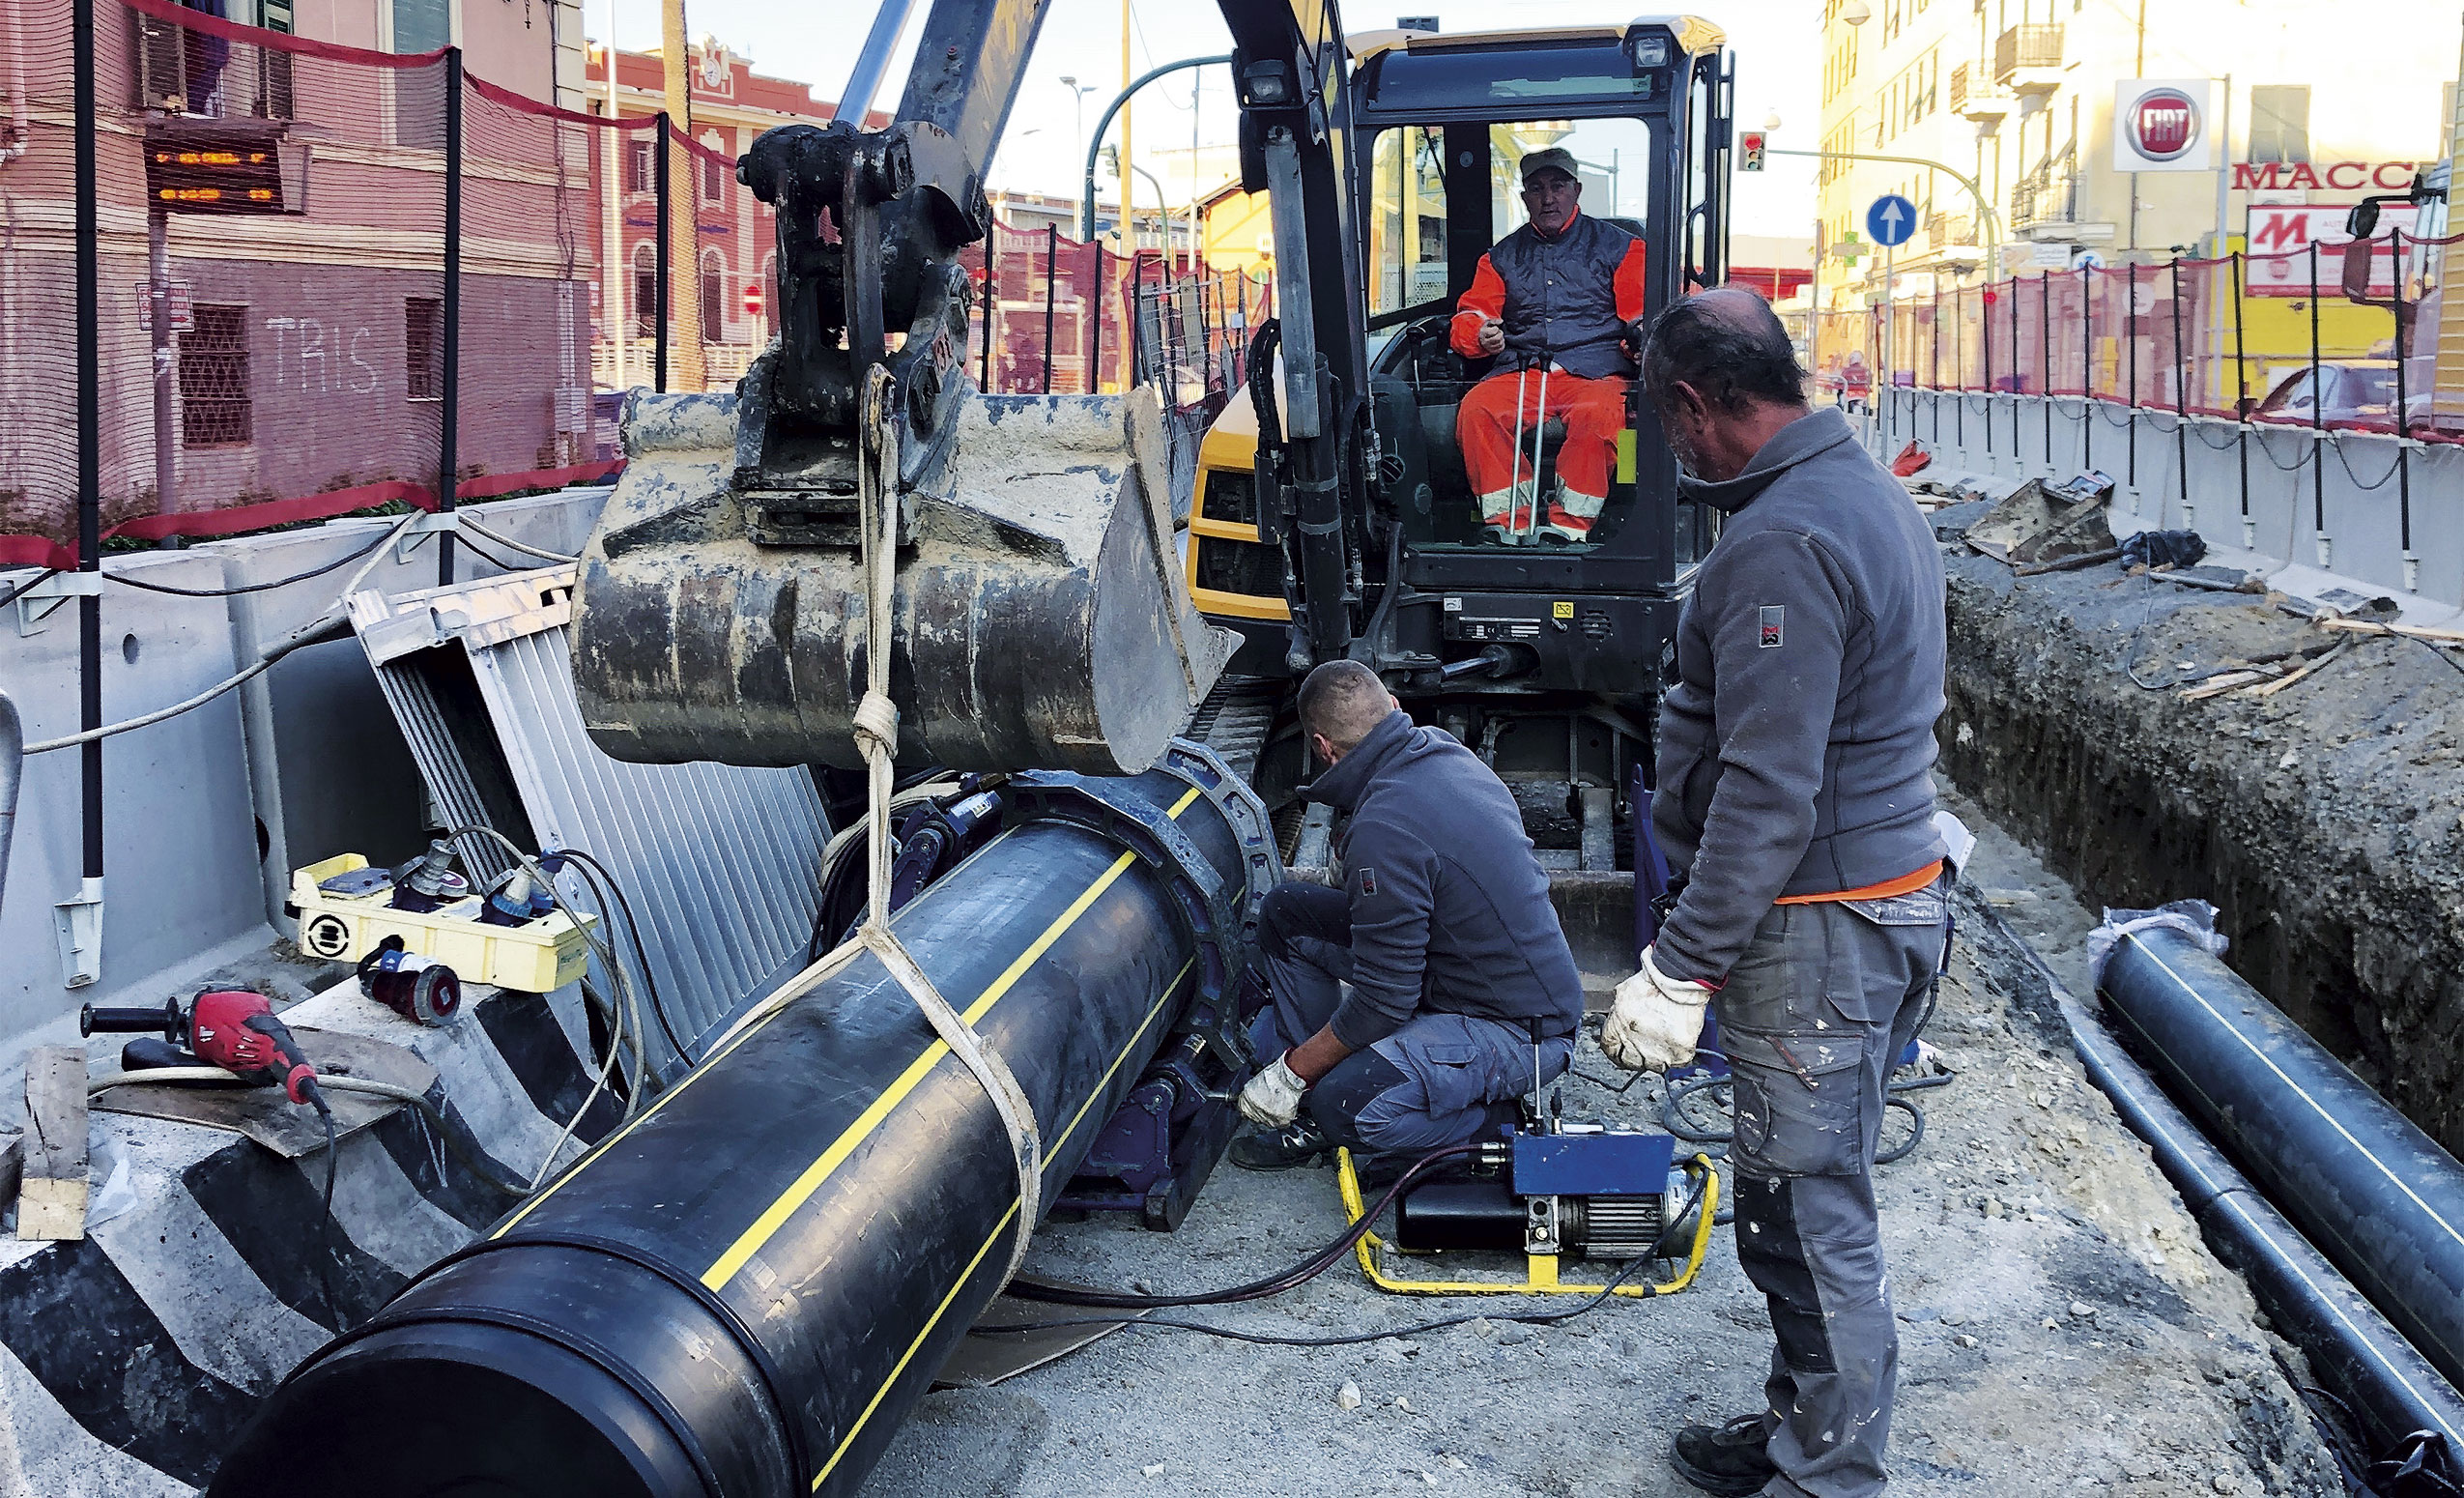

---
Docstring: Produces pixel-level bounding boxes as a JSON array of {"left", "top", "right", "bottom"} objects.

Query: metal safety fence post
[
  {"left": 438, "top": 45, "right": 465, "bottom": 586},
  {"left": 1042, "top": 224, "right": 1058, "bottom": 396},
  {"left": 653, "top": 112, "right": 673, "bottom": 393},
  {"left": 73, "top": 0, "right": 103, "bottom": 960}
]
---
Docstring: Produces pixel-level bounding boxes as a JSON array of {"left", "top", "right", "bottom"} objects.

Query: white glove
[
  {"left": 1600, "top": 946, "right": 1715, "bottom": 1073},
  {"left": 1238, "top": 1053, "right": 1309, "bottom": 1127}
]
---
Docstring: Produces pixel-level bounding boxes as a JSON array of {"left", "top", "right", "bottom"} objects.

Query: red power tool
[{"left": 82, "top": 991, "right": 327, "bottom": 1109}]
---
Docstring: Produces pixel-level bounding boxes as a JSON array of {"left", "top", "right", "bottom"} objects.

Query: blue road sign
[{"left": 1866, "top": 193, "right": 1917, "bottom": 247}]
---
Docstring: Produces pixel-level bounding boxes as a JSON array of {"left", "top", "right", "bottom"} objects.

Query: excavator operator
[{"left": 1448, "top": 146, "right": 1650, "bottom": 545}]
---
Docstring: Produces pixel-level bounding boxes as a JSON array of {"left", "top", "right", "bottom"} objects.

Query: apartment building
[{"left": 1812, "top": 0, "right": 2462, "bottom": 310}]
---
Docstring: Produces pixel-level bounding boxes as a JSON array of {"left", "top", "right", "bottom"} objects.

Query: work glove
[
  {"left": 1238, "top": 1053, "right": 1309, "bottom": 1128},
  {"left": 1600, "top": 946, "right": 1715, "bottom": 1073}
]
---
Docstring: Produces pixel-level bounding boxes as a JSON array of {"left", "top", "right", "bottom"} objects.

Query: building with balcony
[{"left": 1812, "top": 0, "right": 2464, "bottom": 317}]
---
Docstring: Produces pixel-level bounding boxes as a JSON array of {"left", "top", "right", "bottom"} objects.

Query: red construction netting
[
  {"left": 0, "top": 0, "right": 1280, "bottom": 563},
  {"left": 1843, "top": 232, "right": 2464, "bottom": 442},
  {"left": 956, "top": 219, "right": 1273, "bottom": 401},
  {"left": 459, "top": 77, "right": 661, "bottom": 472}
]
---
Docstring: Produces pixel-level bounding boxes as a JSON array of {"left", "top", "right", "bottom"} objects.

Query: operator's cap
[{"left": 1519, "top": 147, "right": 1580, "bottom": 187}]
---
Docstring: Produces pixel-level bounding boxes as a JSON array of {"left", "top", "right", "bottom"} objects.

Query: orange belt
[{"left": 1773, "top": 860, "right": 1944, "bottom": 906}]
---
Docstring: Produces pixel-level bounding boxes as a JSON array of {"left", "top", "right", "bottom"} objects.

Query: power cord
[
  {"left": 988, "top": 1169, "right": 1713, "bottom": 1349},
  {"left": 101, "top": 525, "right": 398, "bottom": 597},
  {"left": 558, "top": 848, "right": 692, "bottom": 1066}
]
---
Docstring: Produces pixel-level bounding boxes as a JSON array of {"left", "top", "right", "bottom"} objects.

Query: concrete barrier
[
  {"left": 1865, "top": 389, "right": 2464, "bottom": 612},
  {"left": 0, "top": 490, "right": 610, "bottom": 1078}
]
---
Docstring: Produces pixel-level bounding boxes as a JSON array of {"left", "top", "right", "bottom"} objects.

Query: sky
[{"left": 594, "top": 0, "right": 1824, "bottom": 242}]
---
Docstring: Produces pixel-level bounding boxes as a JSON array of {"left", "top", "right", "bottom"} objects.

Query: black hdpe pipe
[
  {"left": 211, "top": 746, "right": 1273, "bottom": 1498},
  {"left": 2101, "top": 929, "right": 2464, "bottom": 1460}
]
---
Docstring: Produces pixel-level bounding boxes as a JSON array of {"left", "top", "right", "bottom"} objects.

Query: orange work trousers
[{"left": 1457, "top": 370, "right": 1629, "bottom": 536}]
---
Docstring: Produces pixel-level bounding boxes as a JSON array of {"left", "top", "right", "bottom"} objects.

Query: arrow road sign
[{"left": 1866, "top": 193, "right": 1916, "bottom": 247}]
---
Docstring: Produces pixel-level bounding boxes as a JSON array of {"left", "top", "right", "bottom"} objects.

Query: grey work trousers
[
  {"left": 1716, "top": 881, "right": 1948, "bottom": 1498},
  {"left": 1255, "top": 881, "right": 1571, "bottom": 1154}
]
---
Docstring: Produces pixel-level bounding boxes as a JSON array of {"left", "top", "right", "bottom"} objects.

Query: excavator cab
[{"left": 1191, "top": 18, "right": 1733, "bottom": 704}]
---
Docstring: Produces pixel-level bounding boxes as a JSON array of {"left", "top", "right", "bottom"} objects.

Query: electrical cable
[
  {"left": 314, "top": 1099, "right": 343, "bottom": 1329},
  {"left": 86, "top": 1069, "right": 535, "bottom": 1196},
  {"left": 560, "top": 848, "right": 691, "bottom": 1066},
  {"left": 100, "top": 524, "right": 395, "bottom": 597},
  {"left": 458, "top": 513, "right": 580, "bottom": 564},
  {"left": 24, "top": 510, "right": 417, "bottom": 755},
  {"left": 987, "top": 1171, "right": 1714, "bottom": 1349},
  {"left": 2416, "top": 635, "right": 2464, "bottom": 678},
  {"left": 0, "top": 566, "right": 60, "bottom": 609},
  {"left": 444, "top": 824, "right": 646, "bottom": 1180},
  {"left": 1008, "top": 1143, "right": 1481, "bottom": 1310},
  {"left": 2326, "top": 431, "right": 2406, "bottom": 493},
  {"left": 446, "top": 531, "right": 535, "bottom": 576}
]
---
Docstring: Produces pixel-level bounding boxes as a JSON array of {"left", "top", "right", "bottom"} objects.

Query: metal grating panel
[{"left": 348, "top": 566, "right": 829, "bottom": 1062}]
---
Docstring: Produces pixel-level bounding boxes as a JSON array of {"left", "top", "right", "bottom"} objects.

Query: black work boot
[
  {"left": 1668, "top": 1412, "right": 1779, "bottom": 1497},
  {"left": 1229, "top": 1118, "right": 1335, "bottom": 1171}
]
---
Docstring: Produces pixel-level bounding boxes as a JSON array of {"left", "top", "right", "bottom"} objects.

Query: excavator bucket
[{"left": 570, "top": 383, "right": 1239, "bottom": 777}]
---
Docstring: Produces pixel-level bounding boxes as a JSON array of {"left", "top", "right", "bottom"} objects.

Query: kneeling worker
[{"left": 1232, "top": 660, "right": 1585, "bottom": 1168}]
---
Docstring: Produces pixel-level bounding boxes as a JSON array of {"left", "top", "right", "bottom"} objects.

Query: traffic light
[
  {"left": 743, "top": 283, "right": 764, "bottom": 319},
  {"left": 1739, "top": 131, "right": 1766, "bottom": 172}
]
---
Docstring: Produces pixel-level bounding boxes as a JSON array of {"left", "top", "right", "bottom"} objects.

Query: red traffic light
[
  {"left": 1741, "top": 131, "right": 1765, "bottom": 152},
  {"left": 743, "top": 284, "right": 764, "bottom": 316}
]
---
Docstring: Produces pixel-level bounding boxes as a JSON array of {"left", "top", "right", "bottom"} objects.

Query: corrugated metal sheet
[{"left": 348, "top": 566, "right": 828, "bottom": 1062}]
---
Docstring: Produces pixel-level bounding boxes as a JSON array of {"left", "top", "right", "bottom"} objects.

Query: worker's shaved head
[
  {"left": 1297, "top": 659, "right": 1397, "bottom": 753},
  {"left": 1640, "top": 285, "right": 1809, "bottom": 415}
]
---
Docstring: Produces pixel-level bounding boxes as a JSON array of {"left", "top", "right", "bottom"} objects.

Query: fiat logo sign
[{"left": 2132, "top": 88, "right": 2200, "bottom": 161}]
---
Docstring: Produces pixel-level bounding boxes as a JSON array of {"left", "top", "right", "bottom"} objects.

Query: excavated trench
[{"left": 1934, "top": 545, "right": 2464, "bottom": 1152}]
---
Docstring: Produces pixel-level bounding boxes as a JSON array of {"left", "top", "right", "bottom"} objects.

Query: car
[{"left": 2248, "top": 361, "right": 2396, "bottom": 427}]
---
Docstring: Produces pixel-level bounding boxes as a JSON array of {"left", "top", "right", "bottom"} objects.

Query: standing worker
[
  {"left": 1231, "top": 660, "right": 1585, "bottom": 1168},
  {"left": 1448, "top": 147, "right": 1650, "bottom": 545},
  {"left": 1606, "top": 287, "right": 1950, "bottom": 1498}
]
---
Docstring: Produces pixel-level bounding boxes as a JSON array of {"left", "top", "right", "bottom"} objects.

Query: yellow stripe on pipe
[
  {"left": 804, "top": 946, "right": 1199, "bottom": 1489},
  {"left": 808, "top": 1201, "right": 1020, "bottom": 1490},
  {"left": 1041, "top": 955, "right": 1195, "bottom": 1171},
  {"left": 702, "top": 783, "right": 1209, "bottom": 1290}
]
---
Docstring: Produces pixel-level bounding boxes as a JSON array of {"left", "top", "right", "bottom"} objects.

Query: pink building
[{"left": 0, "top": 0, "right": 603, "bottom": 545}]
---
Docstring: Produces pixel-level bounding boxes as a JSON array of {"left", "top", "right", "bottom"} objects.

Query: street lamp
[
  {"left": 1839, "top": 0, "right": 1870, "bottom": 23},
  {"left": 1059, "top": 75, "right": 1099, "bottom": 172}
]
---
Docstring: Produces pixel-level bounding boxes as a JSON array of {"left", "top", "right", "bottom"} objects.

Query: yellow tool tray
[{"left": 290, "top": 853, "right": 596, "bottom": 994}]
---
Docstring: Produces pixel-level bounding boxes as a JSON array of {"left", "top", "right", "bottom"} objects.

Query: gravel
[{"left": 858, "top": 808, "right": 2342, "bottom": 1497}]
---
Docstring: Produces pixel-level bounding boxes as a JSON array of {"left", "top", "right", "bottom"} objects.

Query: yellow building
[{"left": 1811, "top": 0, "right": 2461, "bottom": 390}]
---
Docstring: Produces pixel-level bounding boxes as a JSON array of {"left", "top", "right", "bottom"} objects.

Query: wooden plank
[
  {"left": 2246, "top": 640, "right": 2355, "bottom": 700},
  {"left": 18, "top": 1047, "right": 88, "bottom": 1242},
  {"left": 2318, "top": 617, "right": 2464, "bottom": 644}
]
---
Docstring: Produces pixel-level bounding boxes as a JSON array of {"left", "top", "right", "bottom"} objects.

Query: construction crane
[{"left": 210, "top": 6, "right": 1737, "bottom": 1496}]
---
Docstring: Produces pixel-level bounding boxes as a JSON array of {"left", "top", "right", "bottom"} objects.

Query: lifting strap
[{"left": 850, "top": 366, "right": 1045, "bottom": 1286}]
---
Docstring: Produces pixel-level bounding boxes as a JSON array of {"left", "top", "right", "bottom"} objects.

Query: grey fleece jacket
[
  {"left": 1650, "top": 406, "right": 1947, "bottom": 986},
  {"left": 1303, "top": 711, "right": 1586, "bottom": 1051}
]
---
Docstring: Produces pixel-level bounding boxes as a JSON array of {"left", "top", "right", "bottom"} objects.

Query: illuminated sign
[
  {"left": 2113, "top": 79, "right": 2216, "bottom": 173},
  {"left": 2129, "top": 89, "right": 2198, "bottom": 162},
  {"left": 2245, "top": 204, "right": 2419, "bottom": 296},
  {"left": 143, "top": 128, "right": 286, "bottom": 215}
]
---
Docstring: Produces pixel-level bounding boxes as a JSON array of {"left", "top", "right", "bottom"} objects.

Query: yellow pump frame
[{"left": 1334, "top": 1147, "right": 1720, "bottom": 1298}]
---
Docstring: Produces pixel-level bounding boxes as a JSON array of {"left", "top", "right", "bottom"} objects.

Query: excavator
[{"left": 209, "top": 5, "right": 1737, "bottom": 1495}]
